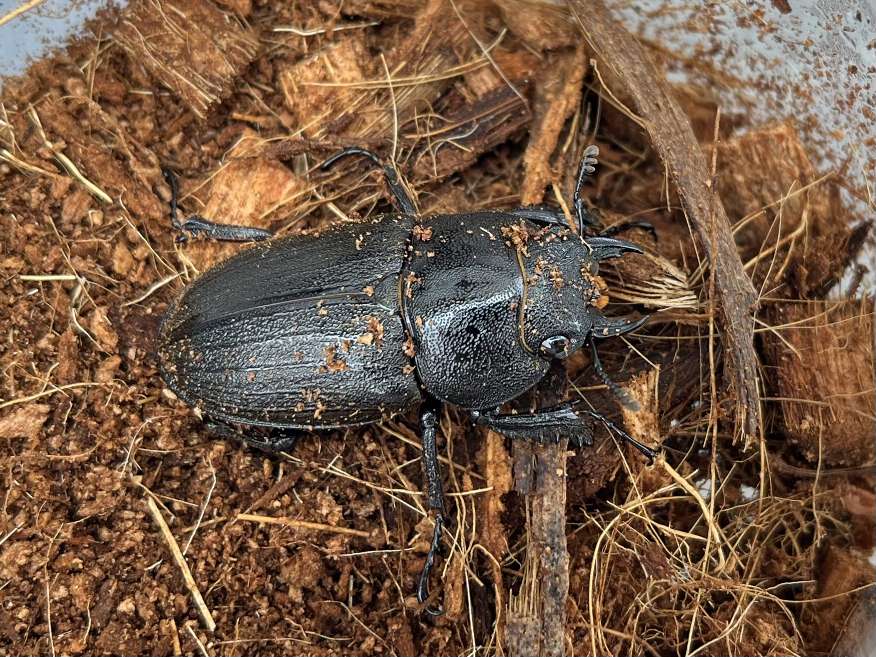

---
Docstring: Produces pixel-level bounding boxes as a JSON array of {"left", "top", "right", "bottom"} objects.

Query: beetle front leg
[
  {"left": 162, "top": 168, "right": 273, "bottom": 243},
  {"left": 471, "top": 403, "right": 656, "bottom": 461},
  {"left": 417, "top": 398, "right": 446, "bottom": 615}
]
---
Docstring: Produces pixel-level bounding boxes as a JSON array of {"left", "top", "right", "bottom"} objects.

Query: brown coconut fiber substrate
[{"left": 0, "top": 0, "right": 873, "bottom": 655}]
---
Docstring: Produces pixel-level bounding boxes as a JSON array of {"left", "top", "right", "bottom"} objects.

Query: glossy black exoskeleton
[{"left": 157, "top": 145, "right": 655, "bottom": 614}]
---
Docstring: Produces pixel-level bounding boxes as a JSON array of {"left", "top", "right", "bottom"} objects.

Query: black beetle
[{"left": 158, "top": 145, "right": 655, "bottom": 614}]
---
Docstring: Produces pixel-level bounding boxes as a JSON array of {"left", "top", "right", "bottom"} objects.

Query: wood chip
[{"left": 0, "top": 404, "right": 50, "bottom": 440}]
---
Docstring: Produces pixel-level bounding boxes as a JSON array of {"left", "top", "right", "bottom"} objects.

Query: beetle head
[{"left": 520, "top": 231, "right": 646, "bottom": 359}]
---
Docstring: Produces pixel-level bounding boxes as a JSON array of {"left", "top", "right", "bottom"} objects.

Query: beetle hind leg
[
  {"left": 416, "top": 398, "right": 446, "bottom": 616},
  {"left": 161, "top": 168, "right": 273, "bottom": 243}
]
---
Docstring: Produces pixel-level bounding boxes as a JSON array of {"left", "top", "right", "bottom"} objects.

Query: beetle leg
[
  {"left": 471, "top": 404, "right": 656, "bottom": 461},
  {"left": 319, "top": 147, "right": 418, "bottom": 216},
  {"left": 471, "top": 404, "right": 593, "bottom": 448},
  {"left": 417, "top": 398, "right": 445, "bottom": 616},
  {"left": 161, "top": 168, "right": 273, "bottom": 243},
  {"left": 204, "top": 419, "right": 301, "bottom": 453},
  {"left": 508, "top": 205, "right": 569, "bottom": 229}
]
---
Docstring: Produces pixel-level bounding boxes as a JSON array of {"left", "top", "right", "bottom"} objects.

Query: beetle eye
[{"left": 539, "top": 335, "right": 571, "bottom": 359}]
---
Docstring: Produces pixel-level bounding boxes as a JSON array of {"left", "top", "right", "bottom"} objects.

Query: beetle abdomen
[{"left": 159, "top": 216, "right": 422, "bottom": 428}]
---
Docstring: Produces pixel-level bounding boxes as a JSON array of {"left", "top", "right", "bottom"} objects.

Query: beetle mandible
[{"left": 158, "top": 145, "right": 655, "bottom": 614}]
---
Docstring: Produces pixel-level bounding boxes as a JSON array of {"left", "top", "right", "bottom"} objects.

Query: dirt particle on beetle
[
  {"left": 321, "top": 346, "right": 349, "bottom": 373},
  {"left": 501, "top": 221, "right": 531, "bottom": 255},
  {"left": 357, "top": 315, "right": 385, "bottom": 348},
  {"left": 403, "top": 334, "right": 416, "bottom": 358},
  {"left": 413, "top": 224, "right": 433, "bottom": 241},
  {"left": 404, "top": 272, "right": 421, "bottom": 299}
]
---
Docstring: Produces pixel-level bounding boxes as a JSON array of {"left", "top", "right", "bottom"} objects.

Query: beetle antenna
[
  {"left": 573, "top": 144, "right": 600, "bottom": 234},
  {"left": 590, "top": 342, "right": 640, "bottom": 412}
]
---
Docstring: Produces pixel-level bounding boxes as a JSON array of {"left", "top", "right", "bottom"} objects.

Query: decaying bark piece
[
  {"left": 506, "top": 361, "right": 571, "bottom": 656},
  {"left": 530, "top": 440, "right": 569, "bottom": 657},
  {"left": 477, "top": 430, "right": 513, "bottom": 649},
  {"left": 115, "top": 0, "right": 260, "bottom": 119},
  {"left": 281, "top": 34, "right": 379, "bottom": 139},
  {"left": 571, "top": 0, "right": 762, "bottom": 441},
  {"left": 520, "top": 45, "right": 589, "bottom": 205},
  {"left": 763, "top": 298, "right": 874, "bottom": 466}
]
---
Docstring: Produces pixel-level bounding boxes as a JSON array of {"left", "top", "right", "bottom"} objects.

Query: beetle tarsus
[
  {"left": 161, "top": 166, "right": 273, "bottom": 243},
  {"left": 204, "top": 420, "right": 301, "bottom": 453},
  {"left": 417, "top": 400, "right": 446, "bottom": 615},
  {"left": 575, "top": 407, "right": 656, "bottom": 462},
  {"left": 320, "top": 147, "right": 417, "bottom": 216},
  {"left": 417, "top": 512, "right": 444, "bottom": 616}
]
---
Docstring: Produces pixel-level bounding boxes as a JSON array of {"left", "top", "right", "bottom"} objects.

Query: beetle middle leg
[
  {"left": 416, "top": 397, "right": 446, "bottom": 615},
  {"left": 204, "top": 419, "right": 301, "bottom": 453},
  {"left": 470, "top": 403, "right": 656, "bottom": 461},
  {"left": 162, "top": 168, "right": 273, "bottom": 243},
  {"left": 320, "top": 147, "right": 417, "bottom": 216}
]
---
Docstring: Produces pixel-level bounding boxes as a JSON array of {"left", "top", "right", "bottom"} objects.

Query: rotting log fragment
[
  {"left": 506, "top": 361, "right": 571, "bottom": 656},
  {"left": 114, "top": 0, "right": 260, "bottom": 120},
  {"left": 572, "top": 0, "right": 762, "bottom": 442},
  {"left": 764, "top": 298, "right": 874, "bottom": 466}
]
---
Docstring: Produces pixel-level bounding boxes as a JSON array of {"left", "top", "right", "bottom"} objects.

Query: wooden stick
[
  {"left": 569, "top": 0, "right": 762, "bottom": 442},
  {"left": 237, "top": 513, "right": 371, "bottom": 538},
  {"left": 145, "top": 497, "right": 216, "bottom": 632}
]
